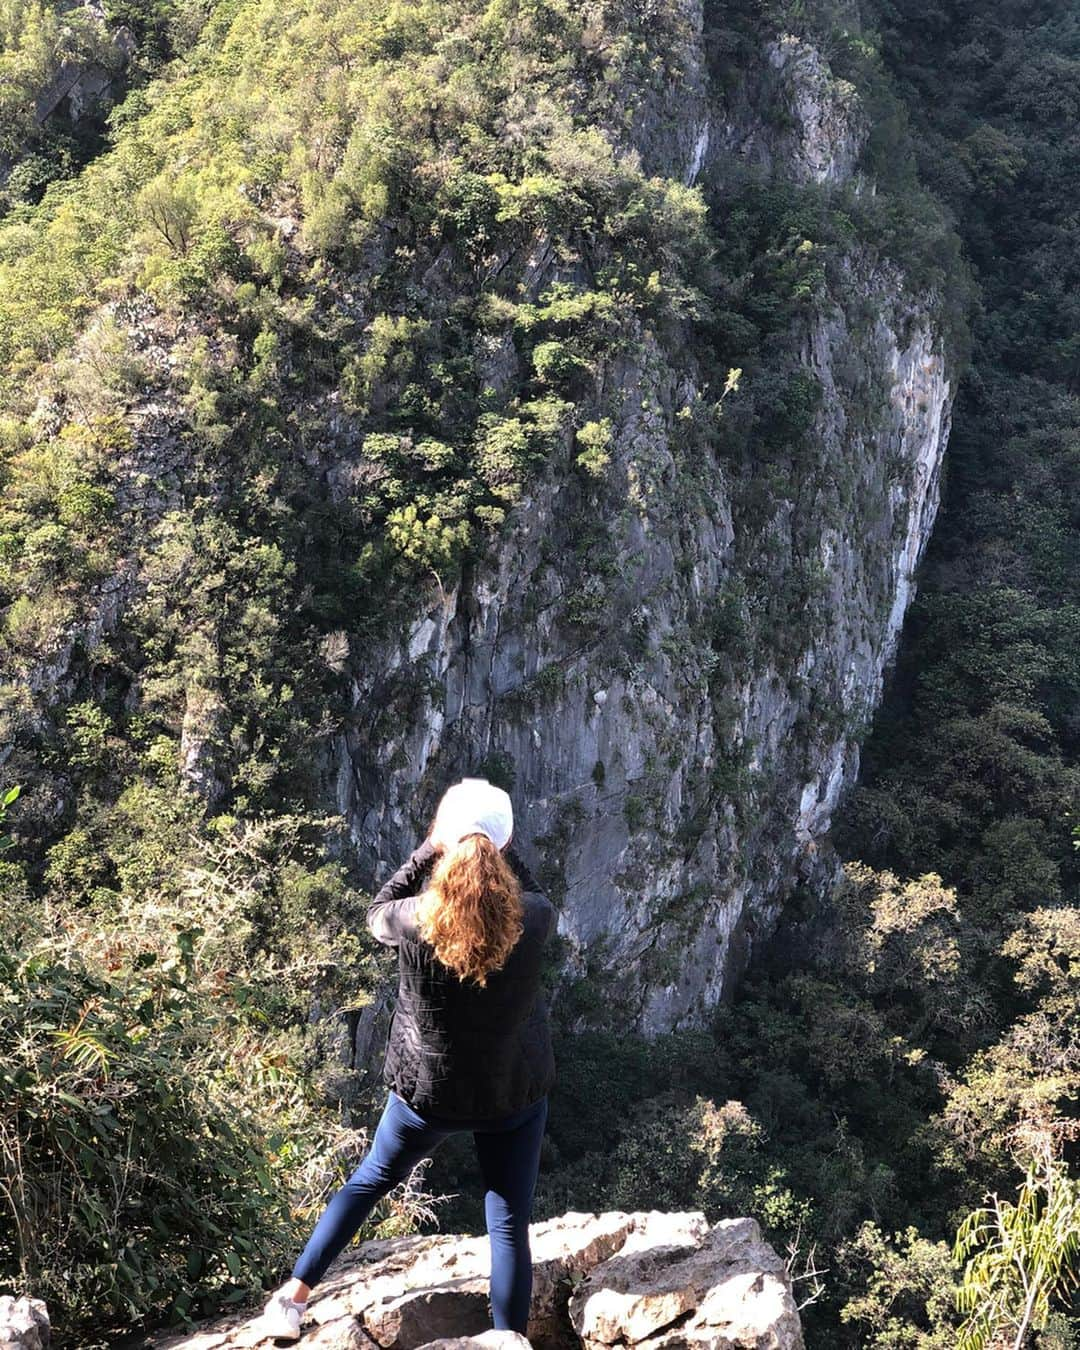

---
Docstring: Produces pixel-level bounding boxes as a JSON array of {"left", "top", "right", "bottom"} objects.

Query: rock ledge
[{"left": 148, "top": 1210, "right": 804, "bottom": 1350}]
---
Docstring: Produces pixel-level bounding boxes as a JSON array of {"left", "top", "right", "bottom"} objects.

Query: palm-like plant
[
  {"left": 953, "top": 1144, "right": 1080, "bottom": 1350},
  {"left": 0, "top": 781, "right": 19, "bottom": 852}
]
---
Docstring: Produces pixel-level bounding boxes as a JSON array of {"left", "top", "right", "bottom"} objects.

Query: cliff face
[{"left": 335, "top": 17, "right": 954, "bottom": 1038}]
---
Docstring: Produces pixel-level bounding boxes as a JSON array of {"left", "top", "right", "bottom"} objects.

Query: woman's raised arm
[{"left": 365, "top": 837, "right": 438, "bottom": 945}]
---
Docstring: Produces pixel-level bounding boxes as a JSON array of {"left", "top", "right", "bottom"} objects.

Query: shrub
[
  {"left": 385, "top": 502, "right": 472, "bottom": 572},
  {"left": 0, "top": 923, "right": 295, "bottom": 1330},
  {"left": 56, "top": 482, "right": 115, "bottom": 528},
  {"left": 575, "top": 418, "right": 613, "bottom": 477},
  {"left": 532, "top": 339, "right": 589, "bottom": 386}
]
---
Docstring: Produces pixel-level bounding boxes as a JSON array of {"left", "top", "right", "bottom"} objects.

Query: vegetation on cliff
[{"left": 0, "top": 0, "right": 1077, "bottom": 1348}]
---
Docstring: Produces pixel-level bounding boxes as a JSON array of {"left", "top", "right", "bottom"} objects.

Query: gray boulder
[
  {"left": 0, "top": 1296, "right": 50, "bottom": 1350},
  {"left": 569, "top": 1214, "right": 804, "bottom": 1350}
]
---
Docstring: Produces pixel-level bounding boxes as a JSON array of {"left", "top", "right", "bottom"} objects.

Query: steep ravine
[{"left": 337, "top": 21, "right": 954, "bottom": 1041}]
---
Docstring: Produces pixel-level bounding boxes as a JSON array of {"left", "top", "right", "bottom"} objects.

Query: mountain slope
[{"left": 0, "top": 0, "right": 970, "bottom": 1036}]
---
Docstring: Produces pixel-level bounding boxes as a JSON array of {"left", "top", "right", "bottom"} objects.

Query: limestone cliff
[{"left": 336, "top": 17, "right": 954, "bottom": 1040}]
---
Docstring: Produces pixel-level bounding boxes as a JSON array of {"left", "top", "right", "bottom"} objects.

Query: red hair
[{"left": 416, "top": 832, "right": 524, "bottom": 986}]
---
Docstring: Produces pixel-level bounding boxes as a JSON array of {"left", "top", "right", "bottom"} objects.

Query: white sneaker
[{"left": 257, "top": 1290, "right": 305, "bottom": 1341}]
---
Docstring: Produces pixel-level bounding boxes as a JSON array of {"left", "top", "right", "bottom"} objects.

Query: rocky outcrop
[
  {"left": 31, "top": 4, "right": 136, "bottom": 128},
  {"left": 569, "top": 1215, "right": 802, "bottom": 1350},
  {"left": 0, "top": 1296, "right": 50, "bottom": 1350},
  {"left": 150, "top": 1210, "right": 803, "bottom": 1350},
  {"left": 411, "top": 1337, "right": 529, "bottom": 1350},
  {"left": 0, "top": 1, "right": 136, "bottom": 196},
  {"left": 748, "top": 34, "right": 868, "bottom": 189},
  {"left": 335, "top": 13, "right": 955, "bottom": 1039}
]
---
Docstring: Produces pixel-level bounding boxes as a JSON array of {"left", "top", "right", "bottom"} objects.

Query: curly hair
[{"left": 415, "top": 832, "right": 524, "bottom": 986}]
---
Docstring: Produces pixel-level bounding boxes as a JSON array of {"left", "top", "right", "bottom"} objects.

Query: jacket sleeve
[
  {"left": 505, "top": 843, "right": 541, "bottom": 894},
  {"left": 366, "top": 838, "right": 438, "bottom": 946}
]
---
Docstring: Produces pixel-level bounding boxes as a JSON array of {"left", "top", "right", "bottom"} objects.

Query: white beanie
[{"left": 432, "top": 777, "right": 513, "bottom": 850}]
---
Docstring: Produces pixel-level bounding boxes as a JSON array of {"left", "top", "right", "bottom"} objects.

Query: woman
[{"left": 256, "top": 777, "right": 557, "bottom": 1342}]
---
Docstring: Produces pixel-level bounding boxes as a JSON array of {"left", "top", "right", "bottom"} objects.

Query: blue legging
[{"left": 291, "top": 1089, "right": 549, "bottom": 1333}]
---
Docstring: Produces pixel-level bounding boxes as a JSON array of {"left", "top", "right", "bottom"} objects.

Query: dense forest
[{"left": 0, "top": 0, "right": 1078, "bottom": 1347}]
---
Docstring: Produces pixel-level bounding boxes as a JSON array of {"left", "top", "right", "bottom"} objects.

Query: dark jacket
[{"left": 366, "top": 837, "right": 557, "bottom": 1120}]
